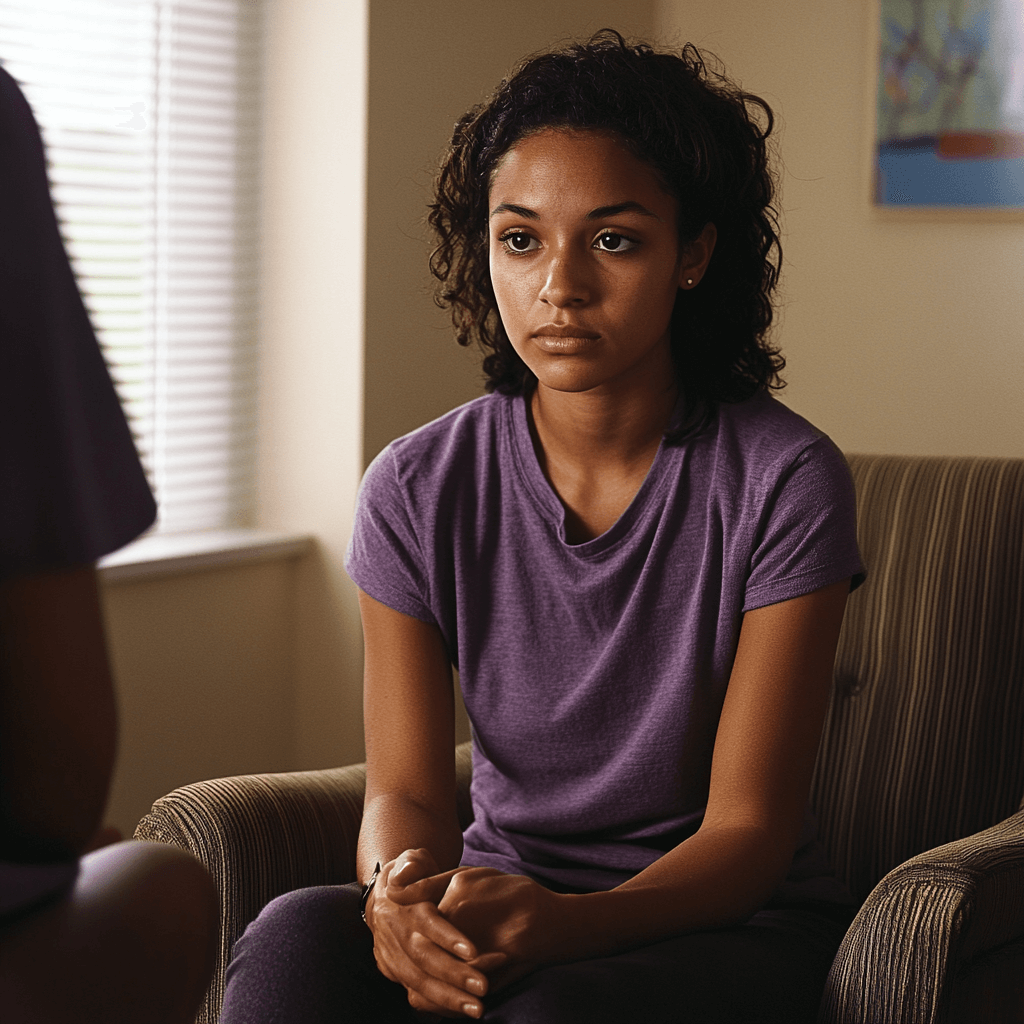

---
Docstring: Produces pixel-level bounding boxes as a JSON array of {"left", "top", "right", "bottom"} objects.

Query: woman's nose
[{"left": 537, "top": 250, "right": 591, "bottom": 307}]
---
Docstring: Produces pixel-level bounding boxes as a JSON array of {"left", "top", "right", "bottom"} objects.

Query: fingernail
[
  {"left": 466, "top": 976, "right": 485, "bottom": 994},
  {"left": 462, "top": 1003, "right": 481, "bottom": 1018},
  {"left": 454, "top": 941, "right": 472, "bottom": 958}
]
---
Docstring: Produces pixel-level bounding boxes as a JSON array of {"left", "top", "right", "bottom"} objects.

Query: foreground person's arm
[
  {"left": 356, "top": 589, "right": 503, "bottom": 1018},
  {"left": 0, "top": 565, "right": 116, "bottom": 861},
  {"left": 399, "top": 580, "right": 852, "bottom": 990}
]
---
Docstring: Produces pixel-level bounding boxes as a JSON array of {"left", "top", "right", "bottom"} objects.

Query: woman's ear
[{"left": 678, "top": 222, "right": 717, "bottom": 289}]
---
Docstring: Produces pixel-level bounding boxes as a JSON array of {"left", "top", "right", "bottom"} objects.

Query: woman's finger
[
  {"left": 405, "top": 988, "right": 467, "bottom": 1018},
  {"left": 388, "top": 848, "right": 440, "bottom": 885},
  {"left": 405, "top": 971, "right": 481, "bottom": 1018},
  {"left": 403, "top": 931, "right": 486, "bottom": 1018},
  {"left": 404, "top": 899, "right": 480, "bottom": 962},
  {"left": 371, "top": 898, "right": 488, "bottom": 1015},
  {"left": 387, "top": 865, "right": 466, "bottom": 906},
  {"left": 376, "top": 930, "right": 486, "bottom": 1018},
  {"left": 465, "top": 951, "right": 509, "bottom": 973}
]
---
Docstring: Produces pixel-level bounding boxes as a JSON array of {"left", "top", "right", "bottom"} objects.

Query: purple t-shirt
[{"left": 346, "top": 389, "right": 864, "bottom": 901}]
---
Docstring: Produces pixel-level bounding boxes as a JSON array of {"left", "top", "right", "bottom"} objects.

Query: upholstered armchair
[{"left": 135, "top": 454, "right": 1024, "bottom": 1024}]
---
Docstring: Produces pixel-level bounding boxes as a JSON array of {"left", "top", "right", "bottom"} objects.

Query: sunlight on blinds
[{"left": 0, "top": 0, "right": 259, "bottom": 532}]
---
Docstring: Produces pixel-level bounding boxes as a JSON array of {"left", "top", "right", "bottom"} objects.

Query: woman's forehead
[{"left": 489, "top": 128, "right": 674, "bottom": 213}]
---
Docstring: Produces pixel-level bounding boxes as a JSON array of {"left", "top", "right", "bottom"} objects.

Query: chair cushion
[{"left": 811, "top": 455, "right": 1024, "bottom": 902}]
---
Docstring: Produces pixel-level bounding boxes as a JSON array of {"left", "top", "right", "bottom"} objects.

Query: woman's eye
[
  {"left": 594, "top": 232, "right": 638, "bottom": 252},
  {"left": 501, "top": 232, "right": 538, "bottom": 253}
]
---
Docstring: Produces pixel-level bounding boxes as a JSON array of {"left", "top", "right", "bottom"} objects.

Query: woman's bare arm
[
  {"left": 356, "top": 589, "right": 498, "bottom": 1018},
  {"left": 357, "top": 588, "right": 464, "bottom": 879},
  {"left": 429, "top": 579, "right": 851, "bottom": 977}
]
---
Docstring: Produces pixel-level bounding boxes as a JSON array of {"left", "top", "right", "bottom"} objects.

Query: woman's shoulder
[
  {"left": 711, "top": 395, "right": 864, "bottom": 605},
  {"left": 705, "top": 392, "right": 852, "bottom": 500},
  {"left": 715, "top": 391, "right": 825, "bottom": 447},
  {"left": 383, "top": 392, "right": 509, "bottom": 472},
  {"left": 711, "top": 392, "right": 843, "bottom": 466},
  {"left": 391, "top": 392, "right": 507, "bottom": 449},
  {"left": 359, "top": 392, "right": 512, "bottom": 502}
]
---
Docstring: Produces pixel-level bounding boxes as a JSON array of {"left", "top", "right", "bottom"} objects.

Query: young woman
[{"left": 220, "top": 31, "right": 864, "bottom": 1024}]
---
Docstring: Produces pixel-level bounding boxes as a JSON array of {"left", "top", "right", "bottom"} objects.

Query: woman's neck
[
  {"left": 528, "top": 379, "right": 677, "bottom": 477},
  {"left": 525, "top": 381, "right": 677, "bottom": 544}
]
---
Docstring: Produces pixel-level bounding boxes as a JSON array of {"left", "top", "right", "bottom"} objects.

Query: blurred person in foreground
[{"left": 0, "top": 64, "right": 216, "bottom": 1023}]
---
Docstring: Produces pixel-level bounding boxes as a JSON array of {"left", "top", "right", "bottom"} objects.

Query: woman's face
[{"left": 488, "top": 128, "right": 714, "bottom": 399}]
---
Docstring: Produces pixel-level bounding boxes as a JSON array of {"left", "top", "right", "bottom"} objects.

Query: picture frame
[{"left": 875, "top": 0, "right": 1024, "bottom": 207}]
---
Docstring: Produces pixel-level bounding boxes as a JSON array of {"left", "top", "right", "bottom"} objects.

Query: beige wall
[
  {"left": 655, "top": 0, "right": 1024, "bottom": 457},
  {"left": 255, "top": 0, "right": 368, "bottom": 773},
  {"left": 102, "top": 559, "right": 299, "bottom": 837}
]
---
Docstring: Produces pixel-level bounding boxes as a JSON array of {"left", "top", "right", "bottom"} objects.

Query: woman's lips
[{"left": 532, "top": 324, "right": 600, "bottom": 353}]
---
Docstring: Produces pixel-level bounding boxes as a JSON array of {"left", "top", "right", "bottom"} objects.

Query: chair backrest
[{"left": 811, "top": 454, "right": 1024, "bottom": 903}]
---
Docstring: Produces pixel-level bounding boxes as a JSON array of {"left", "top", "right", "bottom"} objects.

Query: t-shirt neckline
[{"left": 506, "top": 391, "right": 676, "bottom": 556}]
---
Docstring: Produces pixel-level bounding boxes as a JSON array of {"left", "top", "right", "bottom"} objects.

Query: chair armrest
[
  {"left": 133, "top": 742, "right": 473, "bottom": 1023},
  {"left": 134, "top": 763, "right": 368, "bottom": 1023},
  {"left": 819, "top": 808, "right": 1024, "bottom": 1024}
]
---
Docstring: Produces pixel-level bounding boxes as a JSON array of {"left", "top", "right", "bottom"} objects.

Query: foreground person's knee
[
  {"left": 82, "top": 840, "right": 217, "bottom": 948},
  {"left": 82, "top": 841, "right": 218, "bottom": 1020},
  {"left": 0, "top": 841, "right": 217, "bottom": 1024}
]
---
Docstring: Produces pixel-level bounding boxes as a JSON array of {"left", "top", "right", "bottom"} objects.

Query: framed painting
[{"left": 876, "top": 0, "right": 1024, "bottom": 206}]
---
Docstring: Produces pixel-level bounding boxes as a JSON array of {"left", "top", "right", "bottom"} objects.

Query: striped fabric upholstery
[
  {"left": 820, "top": 810, "right": 1024, "bottom": 1023},
  {"left": 135, "top": 745, "right": 475, "bottom": 1023},
  {"left": 136, "top": 454, "right": 1024, "bottom": 1024},
  {"left": 814, "top": 455, "right": 1024, "bottom": 1023}
]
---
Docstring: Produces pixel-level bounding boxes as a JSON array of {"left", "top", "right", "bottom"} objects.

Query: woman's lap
[
  {"left": 484, "top": 906, "right": 847, "bottom": 1023},
  {"left": 219, "top": 884, "right": 848, "bottom": 1024}
]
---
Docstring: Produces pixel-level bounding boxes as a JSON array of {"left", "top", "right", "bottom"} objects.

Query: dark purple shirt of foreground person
[{"left": 346, "top": 389, "right": 864, "bottom": 904}]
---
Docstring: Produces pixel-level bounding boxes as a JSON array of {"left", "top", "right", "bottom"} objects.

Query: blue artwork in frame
[{"left": 876, "top": 0, "right": 1024, "bottom": 206}]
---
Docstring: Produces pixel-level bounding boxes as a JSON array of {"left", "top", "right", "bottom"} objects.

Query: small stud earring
[{"left": 686, "top": 277, "right": 694, "bottom": 286}]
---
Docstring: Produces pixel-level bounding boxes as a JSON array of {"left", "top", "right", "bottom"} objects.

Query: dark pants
[{"left": 219, "top": 883, "right": 849, "bottom": 1023}]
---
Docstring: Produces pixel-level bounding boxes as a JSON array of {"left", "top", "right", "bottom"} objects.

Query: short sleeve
[
  {"left": 0, "top": 67, "right": 156, "bottom": 580},
  {"left": 742, "top": 436, "right": 865, "bottom": 611},
  {"left": 345, "top": 446, "right": 437, "bottom": 624}
]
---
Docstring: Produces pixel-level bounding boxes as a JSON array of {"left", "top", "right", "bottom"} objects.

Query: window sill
[{"left": 98, "top": 529, "right": 314, "bottom": 583}]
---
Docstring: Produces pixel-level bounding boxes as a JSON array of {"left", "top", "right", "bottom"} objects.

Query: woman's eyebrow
[
  {"left": 489, "top": 202, "right": 538, "bottom": 219},
  {"left": 587, "top": 201, "right": 660, "bottom": 220},
  {"left": 488, "top": 200, "right": 661, "bottom": 220}
]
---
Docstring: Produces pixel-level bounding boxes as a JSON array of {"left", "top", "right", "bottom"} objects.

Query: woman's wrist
[
  {"left": 360, "top": 861, "right": 382, "bottom": 926},
  {"left": 540, "top": 889, "right": 644, "bottom": 966},
  {"left": 513, "top": 887, "right": 593, "bottom": 970}
]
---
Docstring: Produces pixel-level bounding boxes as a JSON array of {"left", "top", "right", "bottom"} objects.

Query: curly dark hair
[{"left": 428, "top": 29, "right": 785, "bottom": 441}]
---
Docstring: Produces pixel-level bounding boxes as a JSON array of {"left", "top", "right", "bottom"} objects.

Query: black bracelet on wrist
[{"left": 359, "top": 862, "right": 381, "bottom": 923}]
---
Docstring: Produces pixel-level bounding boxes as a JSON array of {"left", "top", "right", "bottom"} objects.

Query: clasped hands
[{"left": 365, "top": 848, "right": 560, "bottom": 1019}]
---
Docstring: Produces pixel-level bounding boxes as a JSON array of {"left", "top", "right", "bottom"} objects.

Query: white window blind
[{"left": 0, "top": 0, "right": 259, "bottom": 533}]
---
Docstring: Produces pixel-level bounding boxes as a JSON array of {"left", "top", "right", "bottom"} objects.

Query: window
[{"left": 0, "top": 0, "right": 260, "bottom": 532}]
